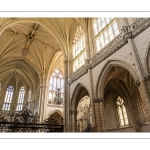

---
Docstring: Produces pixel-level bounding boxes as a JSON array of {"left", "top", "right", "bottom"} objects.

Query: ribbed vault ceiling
[{"left": 0, "top": 18, "right": 81, "bottom": 89}]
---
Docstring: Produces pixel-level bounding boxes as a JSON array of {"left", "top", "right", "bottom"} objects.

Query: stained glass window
[{"left": 2, "top": 86, "right": 14, "bottom": 111}]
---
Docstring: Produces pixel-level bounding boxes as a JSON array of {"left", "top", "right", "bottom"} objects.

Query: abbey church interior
[{"left": 0, "top": 17, "right": 150, "bottom": 132}]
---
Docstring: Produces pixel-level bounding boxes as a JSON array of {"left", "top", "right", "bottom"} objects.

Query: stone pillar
[
  {"left": 122, "top": 26, "right": 150, "bottom": 124},
  {"left": 93, "top": 98, "right": 107, "bottom": 132},
  {"left": 70, "top": 110, "right": 76, "bottom": 132},
  {"left": 85, "top": 18, "right": 96, "bottom": 131},
  {"left": 63, "top": 60, "right": 69, "bottom": 132},
  {"left": 38, "top": 75, "right": 48, "bottom": 123}
]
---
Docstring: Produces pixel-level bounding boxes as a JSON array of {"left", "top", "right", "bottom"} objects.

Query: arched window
[
  {"left": 73, "top": 26, "right": 86, "bottom": 72},
  {"left": 116, "top": 96, "right": 129, "bottom": 127},
  {"left": 16, "top": 86, "right": 25, "bottom": 111},
  {"left": 48, "top": 69, "right": 64, "bottom": 105},
  {"left": 2, "top": 85, "right": 14, "bottom": 111},
  {"left": 93, "top": 18, "right": 119, "bottom": 52}
]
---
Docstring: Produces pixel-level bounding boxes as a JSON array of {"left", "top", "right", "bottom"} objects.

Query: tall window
[
  {"left": 48, "top": 69, "right": 64, "bottom": 104},
  {"left": 2, "top": 85, "right": 14, "bottom": 111},
  {"left": 73, "top": 26, "right": 86, "bottom": 72},
  {"left": 116, "top": 96, "right": 129, "bottom": 127},
  {"left": 16, "top": 86, "right": 25, "bottom": 111},
  {"left": 93, "top": 18, "right": 119, "bottom": 52}
]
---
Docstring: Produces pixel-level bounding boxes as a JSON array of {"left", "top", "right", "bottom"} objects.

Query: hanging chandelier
[{"left": 54, "top": 88, "right": 63, "bottom": 105}]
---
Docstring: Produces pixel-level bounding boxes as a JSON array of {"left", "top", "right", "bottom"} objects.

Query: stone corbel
[{"left": 121, "top": 26, "right": 132, "bottom": 39}]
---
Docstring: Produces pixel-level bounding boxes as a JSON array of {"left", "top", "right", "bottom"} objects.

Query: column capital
[{"left": 121, "top": 25, "right": 132, "bottom": 39}]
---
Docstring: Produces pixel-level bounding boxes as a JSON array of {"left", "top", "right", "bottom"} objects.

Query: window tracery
[
  {"left": 93, "top": 18, "right": 119, "bottom": 52},
  {"left": 16, "top": 86, "right": 25, "bottom": 111},
  {"left": 48, "top": 69, "right": 64, "bottom": 105},
  {"left": 116, "top": 96, "right": 129, "bottom": 127},
  {"left": 2, "top": 86, "right": 14, "bottom": 111},
  {"left": 73, "top": 26, "right": 86, "bottom": 72}
]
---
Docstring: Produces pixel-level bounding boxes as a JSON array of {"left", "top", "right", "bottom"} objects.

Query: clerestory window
[
  {"left": 93, "top": 18, "right": 119, "bottom": 52},
  {"left": 16, "top": 86, "right": 25, "bottom": 111},
  {"left": 48, "top": 69, "right": 64, "bottom": 104},
  {"left": 73, "top": 26, "right": 86, "bottom": 72},
  {"left": 2, "top": 85, "right": 14, "bottom": 111},
  {"left": 116, "top": 96, "right": 129, "bottom": 127}
]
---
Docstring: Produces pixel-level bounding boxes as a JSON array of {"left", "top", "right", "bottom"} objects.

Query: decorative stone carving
[{"left": 69, "top": 64, "right": 88, "bottom": 83}]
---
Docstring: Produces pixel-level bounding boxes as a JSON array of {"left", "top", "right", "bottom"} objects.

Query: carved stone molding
[
  {"left": 69, "top": 64, "right": 88, "bottom": 84},
  {"left": 131, "top": 18, "right": 150, "bottom": 38}
]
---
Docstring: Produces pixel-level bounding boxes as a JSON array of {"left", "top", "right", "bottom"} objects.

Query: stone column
[
  {"left": 70, "top": 110, "right": 76, "bottom": 132},
  {"left": 122, "top": 26, "right": 150, "bottom": 124},
  {"left": 85, "top": 18, "right": 96, "bottom": 131},
  {"left": 93, "top": 98, "right": 107, "bottom": 132},
  {"left": 38, "top": 75, "right": 48, "bottom": 123},
  {"left": 63, "top": 60, "right": 69, "bottom": 132}
]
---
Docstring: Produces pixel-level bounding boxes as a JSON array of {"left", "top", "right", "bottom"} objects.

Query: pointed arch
[
  {"left": 96, "top": 59, "right": 139, "bottom": 99},
  {"left": 71, "top": 83, "right": 90, "bottom": 111}
]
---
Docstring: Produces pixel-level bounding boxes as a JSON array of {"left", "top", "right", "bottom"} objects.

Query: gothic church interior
[{"left": 0, "top": 18, "right": 150, "bottom": 132}]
